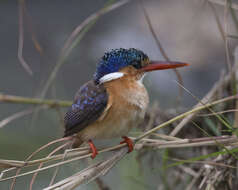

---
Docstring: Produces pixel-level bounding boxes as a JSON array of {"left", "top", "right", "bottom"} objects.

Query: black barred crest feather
[{"left": 94, "top": 48, "right": 149, "bottom": 84}]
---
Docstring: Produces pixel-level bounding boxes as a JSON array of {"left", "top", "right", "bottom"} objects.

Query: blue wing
[{"left": 64, "top": 80, "right": 108, "bottom": 137}]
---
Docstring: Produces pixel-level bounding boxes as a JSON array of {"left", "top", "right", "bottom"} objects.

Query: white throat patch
[
  {"left": 99, "top": 72, "right": 124, "bottom": 84},
  {"left": 138, "top": 74, "right": 146, "bottom": 85}
]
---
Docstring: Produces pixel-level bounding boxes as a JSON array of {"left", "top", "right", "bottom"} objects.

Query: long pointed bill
[{"left": 140, "top": 61, "right": 189, "bottom": 72}]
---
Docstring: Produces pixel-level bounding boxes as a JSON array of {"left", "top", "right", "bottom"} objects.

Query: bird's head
[{"left": 93, "top": 48, "right": 188, "bottom": 84}]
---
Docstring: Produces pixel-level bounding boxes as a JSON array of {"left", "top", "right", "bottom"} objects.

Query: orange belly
[{"left": 77, "top": 75, "right": 149, "bottom": 141}]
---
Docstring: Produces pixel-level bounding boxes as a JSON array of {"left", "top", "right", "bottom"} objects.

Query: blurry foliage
[{"left": 1, "top": 0, "right": 238, "bottom": 190}]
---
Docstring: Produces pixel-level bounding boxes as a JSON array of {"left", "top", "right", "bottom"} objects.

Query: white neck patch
[
  {"left": 99, "top": 72, "right": 124, "bottom": 84},
  {"left": 137, "top": 74, "right": 146, "bottom": 86}
]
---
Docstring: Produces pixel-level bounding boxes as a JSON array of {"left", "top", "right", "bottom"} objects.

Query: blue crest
[{"left": 93, "top": 48, "right": 149, "bottom": 83}]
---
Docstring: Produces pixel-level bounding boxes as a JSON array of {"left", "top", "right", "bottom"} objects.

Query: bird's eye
[
  {"left": 141, "top": 58, "right": 149, "bottom": 67},
  {"left": 131, "top": 62, "right": 142, "bottom": 69}
]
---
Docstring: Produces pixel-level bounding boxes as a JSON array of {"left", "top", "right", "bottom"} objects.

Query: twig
[
  {"left": 29, "top": 142, "right": 71, "bottom": 190},
  {"left": 0, "top": 108, "right": 38, "bottom": 129},
  {"left": 198, "top": 109, "right": 238, "bottom": 116},
  {"left": 43, "top": 147, "right": 128, "bottom": 190},
  {"left": 18, "top": 0, "right": 33, "bottom": 75},
  {"left": 208, "top": 0, "right": 238, "bottom": 10},
  {"left": 40, "top": 0, "right": 129, "bottom": 99},
  {"left": 185, "top": 169, "right": 204, "bottom": 190},
  {"left": 0, "top": 136, "right": 237, "bottom": 183},
  {"left": 9, "top": 137, "right": 73, "bottom": 190},
  {"left": 0, "top": 147, "right": 90, "bottom": 170},
  {"left": 140, "top": 0, "right": 184, "bottom": 105},
  {"left": 48, "top": 147, "right": 72, "bottom": 187},
  {"left": 170, "top": 68, "right": 235, "bottom": 136},
  {"left": 61, "top": 0, "right": 130, "bottom": 59},
  {"left": 224, "top": 0, "right": 232, "bottom": 71},
  {"left": 233, "top": 47, "right": 238, "bottom": 131},
  {"left": 171, "top": 157, "right": 237, "bottom": 169},
  {"left": 0, "top": 137, "right": 234, "bottom": 170},
  {"left": 175, "top": 81, "right": 231, "bottom": 130},
  {"left": 178, "top": 165, "right": 199, "bottom": 177},
  {"left": 0, "top": 96, "right": 237, "bottom": 188},
  {"left": 140, "top": 136, "right": 237, "bottom": 149},
  {"left": 209, "top": 2, "right": 226, "bottom": 42},
  {"left": 0, "top": 93, "right": 72, "bottom": 107},
  {"left": 150, "top": 133, "right": 182, "bottom": 141},
  {"left": 136, "top": 95, "right": 237, "bottom": 141},
  {"left": 22, "top": 1, "right": 43, "bottom": 55}
]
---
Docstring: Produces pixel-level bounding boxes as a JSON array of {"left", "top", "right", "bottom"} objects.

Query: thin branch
[
  {"left": 43, "top": 148, "right": 128, "bottom": 190},
  {"left": 29, "top": 142, "right": 71, "bottom": 190},
  {"left": 18, "top": 0, "right": 33, "bottom": 76},
  {"left": 233, "top": 44, "right": 238, "bottom": 131},
  {"left": 140, "top": 0, "right": 184, "bottom": 105},
  {"left": 0, "top": 108, "right": 38, "bottom": 129},
  {"left": 0, "top": 135, "right": 237, "bottom": 186},
  {"left": 136, "top": 95, "right": 237, "bottom": 142},
  {"left": 22, "top": 1, "right": 43, "bottom": 55},
  {"left": 0, "top": 93, "right": 72, "bottom": 107},
  {"left": 61, "top": 0, "right": 130, "bottom": 59},
  {"left": 40, "top": 0, "right": 129, "bottom": 99},
  {"left": 171, "top": 157, "right": 237, "bottom": 169},
  {"left": 0, "top": 95, "right": 237, "bottom": 184},
  {"left": 198, "top": 109, "right": 238, "bottom": 116},
  {"left": 208, "top": 1, "right": 232, "bottom": 70},
  {"left": 9, "top": 137, "right": 73, "bottom": 190},
  {"left": 0, "top": 95, "right": 237, "bottom": 190},
  {"left": 170, "top": 67, "right": 235, "bottom": 136},
  {"left": 208, "top": 0, "right": 238, "bottom": 11},
  {"left": 224, "top": 0, "right": 232, "bottom": 71},
  {"left": 185, "top": 169, "right": 204, "bottom": 190},
  {"left": 174, "top": 81, "right": 232, "bottom": 130},
  {"left": 209, "top": 2, "right": 226, "bottom": 42},
  {"left": 48, "top": 147, "right": 70, "bottom": 187}
]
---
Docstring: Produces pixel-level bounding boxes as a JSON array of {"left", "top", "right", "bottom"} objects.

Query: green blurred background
[{"left": 1, "top": 0, "right": 238, "bottom": 189}]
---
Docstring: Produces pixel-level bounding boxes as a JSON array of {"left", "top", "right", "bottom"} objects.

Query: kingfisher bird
[{"left": 64, "top": 48, "right": 188, "bottom": 158}]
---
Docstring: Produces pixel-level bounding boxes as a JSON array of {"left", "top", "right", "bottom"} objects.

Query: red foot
[
  {"left": 88, "top": 140, "right": 98, "bottom": 159},
  {"left": 120, "top": 136, "right": 134, "bottom": 153}
]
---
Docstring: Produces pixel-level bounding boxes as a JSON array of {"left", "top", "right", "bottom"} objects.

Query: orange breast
[{"left": 77, "top": 75, "right": 149, "bottom": 141}]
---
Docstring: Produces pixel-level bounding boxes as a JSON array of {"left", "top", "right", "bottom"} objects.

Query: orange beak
[{"left": 140, "top": 61, "right": 189, "bottom": 72}]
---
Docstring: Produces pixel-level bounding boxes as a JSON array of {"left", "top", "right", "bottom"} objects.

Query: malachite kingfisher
[{"left": 64, "top": 48, "right": 188, "bottom": 158}]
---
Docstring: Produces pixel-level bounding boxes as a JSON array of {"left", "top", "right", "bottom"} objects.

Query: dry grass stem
[
  {"left": 137, "top": 95, "right": 237, "bottom": 141},
  {"left": 208, "top": 0, "right": 238, "bottom": 10},
  {"left": 43, "top": 148, "right": 128, "bottom": 190},
  {"left": 29, "top": 142, "right": 72, "bottom": 190},
  {"left": 0, "top": 107, "right": 46, "bottom": 129},
  {"left": 140, "top": 0, "right": 184, "bottom": 104},
  {"left": 10, "top": 137, "right": 73, "bottom": 190},
  {"left": 170, "top": 67, "right": 236, "bottom": 136},
  {"left": 0, "top": 94, "right": 237, "bottom": 189},
  {"left": 61, "top": 0, "right": 130, "bottom": 59},
  {"left": 1, "top": 135, "right": 237, "bottom": 182},
  {"left": 17, "top": 0, "right": 33, "bottom": 75},
  {"left": 0, "top": 94, "right": 72, "bottom": 107},
  {"left": 40, "top": 0, "right": 130, "bottom": 99}
]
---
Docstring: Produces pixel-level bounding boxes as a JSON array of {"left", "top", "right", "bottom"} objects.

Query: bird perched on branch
[{"left": 64, "top": 48, "right": 188, "bottom": 158}]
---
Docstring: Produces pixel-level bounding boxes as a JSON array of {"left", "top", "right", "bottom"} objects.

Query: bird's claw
[
  {"left": 88, "top": 140, "right": 98, "bottom": 159},
  {"left": 120, "top": 136, "right": 134, "bottom": 153}
]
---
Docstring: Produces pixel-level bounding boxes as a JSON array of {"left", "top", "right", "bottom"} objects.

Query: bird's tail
[
  {"left": 63, "top": 132, "right": 84, "bottom": 148},
  {"left": 71, "top": 137, "right": 84, "bottom": 148}
]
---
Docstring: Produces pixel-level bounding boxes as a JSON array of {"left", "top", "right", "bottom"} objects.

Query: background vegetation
[{"left": 1, "top": 0, "right": 238, "bottom": 189}]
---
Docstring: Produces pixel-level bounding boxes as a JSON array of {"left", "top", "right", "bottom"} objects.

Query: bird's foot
[
  {"left": 88, "top": 140, "right": 98, "bottom": 159},
  {"left": 120, "top": 136, "right": 134, "bottom": 153}
]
